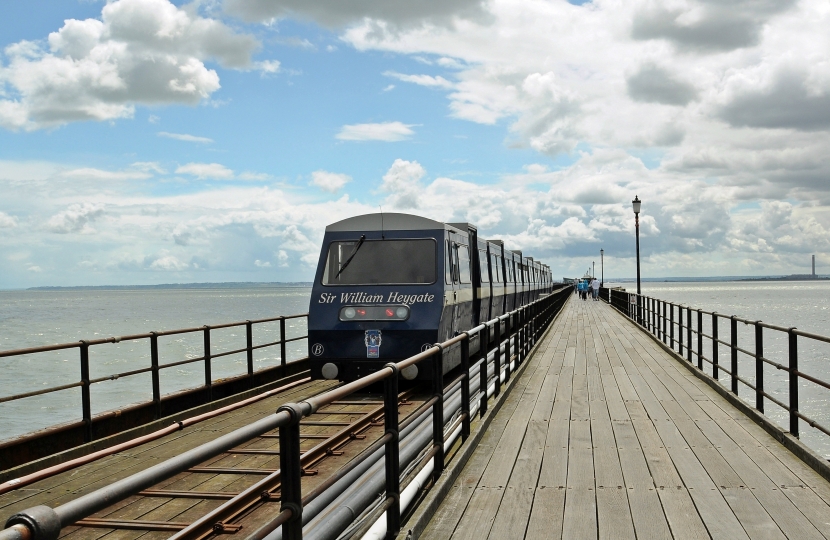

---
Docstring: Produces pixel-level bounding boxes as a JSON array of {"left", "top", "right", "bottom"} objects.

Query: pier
[
  {"left": 410, "top": 298, "right": 830, "bottom": 539},
  {"left": 1, "top": 293, "right": 830, "bottom": 539}
]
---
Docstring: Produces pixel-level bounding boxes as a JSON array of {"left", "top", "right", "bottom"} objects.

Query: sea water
[
  {"left": 606, "top": 280, "right": 830, "bottom": 458},
  {"left": 1, "top": 282, "right": 828, "bottom": 459},
  {"left": 0, "top": 287, "right": 312, "bottom": 442}
]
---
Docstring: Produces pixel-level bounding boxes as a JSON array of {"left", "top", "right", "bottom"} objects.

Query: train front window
[{"left": 323, "top": 239, "right": 436, "bottom": 285}]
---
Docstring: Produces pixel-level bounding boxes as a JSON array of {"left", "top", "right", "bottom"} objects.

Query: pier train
[{"left": 307, "top": 213, "right": 555, "bottom": 381}]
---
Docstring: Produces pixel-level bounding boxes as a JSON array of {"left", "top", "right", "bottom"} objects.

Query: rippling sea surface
[
  {"left": 606, "top": 280, "right": 830, "bottom": 458},
  {"left": 1, "top": 282, "right": 829, "bottom": 459},
  {"left": 0, "top": 287, "right": 312, "bottom": 442}
]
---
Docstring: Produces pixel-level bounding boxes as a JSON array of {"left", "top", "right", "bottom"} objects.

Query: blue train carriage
[
  {"left": 308, "top": 213, "right": 473, "bottom": 381},
  {"left": 307, "top": 212, "right": 553, "bottom": 381}
]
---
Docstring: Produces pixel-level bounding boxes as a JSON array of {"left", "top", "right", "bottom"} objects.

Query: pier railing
[
  {"left": 0, "top": 314, "right": 308, "bottom": 461},
  {"left": 607, "top": 288, "right": 830, "bottom": 447},
  {"left": 0, "top": 287, "right": 571, "bottom": 540}
]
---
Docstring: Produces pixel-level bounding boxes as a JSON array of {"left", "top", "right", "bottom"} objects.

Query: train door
[
  {"left": 467, "top": 226, "right": 481, "bottom": 327},
  {"left": 478, "top": 242, "right": 491, "bottom": 323},
  {"left": 454, "top": 240, "right": 474, "bottom": 332},
  {"left": 442, "top": 235, "right": 460, "bottom": 341}
]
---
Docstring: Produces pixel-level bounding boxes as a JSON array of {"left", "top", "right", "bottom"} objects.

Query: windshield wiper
[{"left": 335, "top": 235, "right": 366, "bottom": 279}]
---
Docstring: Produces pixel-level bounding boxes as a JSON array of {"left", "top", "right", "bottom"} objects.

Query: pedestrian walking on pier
[
  {"left": 591, "top": 278, "right": 600, "bottom": 301},
  {"left": 577, "top": 279, "right": 588, "bottom": 300}
]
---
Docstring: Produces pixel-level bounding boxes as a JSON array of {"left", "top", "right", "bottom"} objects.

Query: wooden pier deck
[{"left": 421, "top": 296, "right": 830, "bottom": 539}]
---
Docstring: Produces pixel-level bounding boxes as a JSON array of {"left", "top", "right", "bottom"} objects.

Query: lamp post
[
  {"left": 592, "top": 261, "right": 595, "bottom": 279},
  {"left": 600, "top": 249, "right": 604, "bottom": 287},
  {"left": 632, "top": 195, "right": 642, "bottom": 324}
]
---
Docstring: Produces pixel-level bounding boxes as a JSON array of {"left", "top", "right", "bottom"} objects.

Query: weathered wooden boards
[{"left": 421, "top": 297, "right": 830, "bottom": 540}]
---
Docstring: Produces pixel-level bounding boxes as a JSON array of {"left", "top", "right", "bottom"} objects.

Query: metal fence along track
[{"left": 0, "top": 287, "right": 571, "bottom": 540}]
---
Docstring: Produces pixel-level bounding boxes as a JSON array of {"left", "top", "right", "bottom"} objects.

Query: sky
[{"left": 1, "top": 0, "right": 829, "bottom": 288}]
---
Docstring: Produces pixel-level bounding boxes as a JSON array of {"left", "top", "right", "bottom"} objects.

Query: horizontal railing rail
[
  {"left": 0, "top": 314, "right": 309, "bottom": 444},
  {"left": 606, "top": 289, "right": 830, "bottom": 446},
  {"left": 0, "top": 287, "right": 572, "bottom": 540}
]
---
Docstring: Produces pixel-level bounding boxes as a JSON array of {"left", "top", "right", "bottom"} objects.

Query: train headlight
[{"left": 339, "top": 305, "right": 409, "bottom": 321}]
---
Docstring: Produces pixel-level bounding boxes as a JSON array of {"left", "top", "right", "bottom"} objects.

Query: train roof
[{"left": 325, "top": 213, "right": 448, "bottom": 232}]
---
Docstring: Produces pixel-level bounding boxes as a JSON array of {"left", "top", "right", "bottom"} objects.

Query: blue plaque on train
[{"left": 365, "top": 329, "right": 382, "bottom": 358}]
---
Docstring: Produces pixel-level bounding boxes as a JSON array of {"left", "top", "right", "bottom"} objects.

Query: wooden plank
[
  {"left": 449, "top": 487, "right": 503, "bottom": 540},
  {"left": 596, "top": 487, "right": 635, "bottom": 540},
  {"left": 538, "top": 366, "right": 572, "bottom": 488},
  {"left": 525, "top": 487, "right": 565, "bottom": 540},
  {"left": 486, "top": 487, "right": 534, "bottom": 540},
  {"left": 657, "top": 487, "right": 710, "bottom": 540},
  {"left": 561, "top": 488, "right": 597, "bottom": 540}
]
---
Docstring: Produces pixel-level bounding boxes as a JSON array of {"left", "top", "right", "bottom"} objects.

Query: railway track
[
  {"left": 52, "top": 386, "right": 423, "bottom": 540},
  {"left": 2, "top": 289, "right": 570, "bottom": 540}
]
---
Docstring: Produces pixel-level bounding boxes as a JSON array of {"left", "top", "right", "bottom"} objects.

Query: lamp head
[{"left": 632, "top": 195, "right": 641, "bottom": 215}]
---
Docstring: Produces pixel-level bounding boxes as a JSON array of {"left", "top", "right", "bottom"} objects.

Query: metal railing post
[
  {"left": 494, "top": 323, "right": 502, "bottom": 397},
  {"left": 670, "top": 303, "right": 674, "bottom": 350},
  {"left": 712, "top": 314, "right": 719, "bottom": 380},
  {"left": 678, "top": 305, "right": 683, "bottom": 354},
  {"left": 460, "top": 335, "right": 471, "bottom": 440},
  {"left": 382, "top": 363, "right": 401, "bottom": 537},
  {"left": 755, "top": 322, "right": 764, "bottom": 413},
  {"left": 662, "top": 301, "right": 667, "bottom": 344},
  {"left": 203, "top": 326, "right": 212, "bottom": 402},
  {"left": 497, "top": 318, "right": 507, "bottom": 384},
  {"left": 697, "top": 310, "right": 703, "bottom": 370},
  {"left": 686, "top": 307, "right": 692, "bottom": 363},
  {"left": 79, "top": 340, "right": 92, "bottom": 443},
  {"left": 278, "top": 403, "right": 304, "bottom": 540},
  {"left": 279, "top": 317, "right": 287, "bottom": 370},
  {"left": 246, "top": 320, "right": 254, "bottom": 384},
  {"left": 479, "top": 325, "right": 489, "bottom": 419},
  {"left": 431, "top": 344, "right": 445, "bottom": 482},
  {"left": 150, "top": 332, "right": 161, "bottom": 419},
  {"left": 788, "top": 328, "right": 799, "bottom": 437},
  {"left": 730, "top": 316, "right": 738, "bottom": 395}
]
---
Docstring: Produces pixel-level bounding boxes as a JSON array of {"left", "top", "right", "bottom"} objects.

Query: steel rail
[{"left": 0, "top": 377, "right": 312, "bottom": 495}]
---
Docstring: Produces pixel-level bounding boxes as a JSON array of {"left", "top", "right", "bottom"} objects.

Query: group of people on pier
[{"left": 574, "top": 277, "right": 600, "bottom": 301}]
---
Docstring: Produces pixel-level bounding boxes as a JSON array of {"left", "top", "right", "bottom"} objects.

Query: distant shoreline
[
  {"left": 737, "top": 276, "right": 830, "bottom": 282},
  {"left": 24, "top": 282, "right": 313, "bottom": 291}
]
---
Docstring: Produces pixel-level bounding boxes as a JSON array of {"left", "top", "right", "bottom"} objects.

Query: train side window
[
  {"left": 457, "top": 244, "right": 471, "bottom": 284},
  {"left": 445, "top": 241, "right": 454, "bottom": 284},
  {"left": 479, "top": 250, "right": 489, "bottom": 283}
]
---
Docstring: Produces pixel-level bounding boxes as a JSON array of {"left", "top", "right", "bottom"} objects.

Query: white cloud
[
  {"left": 60, "top": 167, "right": 153, "bottom": 181},
  {"left": 149, "top": 255, "right": 189, "bottom": 271},
  {"left": 254, "top": 259, "right": 271, "bottom": 267},
  {"left": 336, "top": 121, "right": 415, "bottom": 142},
  {"left": 0, "top": 212, "right": 18, "bottom": 228},
  {"left": 251, "top": 60, "right": 281, "bottom": 74},
  {"left": 311, "top": 170, "right": 352, "bottom": 192},
  {"left": 46, "top": 203, "right": 105, "bottom": 233},
  {"left": 383, "top": 84, "right": 396, "bottom": 92},
  {"left": 380, "top": 159, "right": 426, "bottom": 209},
  {"left": 175, "top": 162, "right": 235, "bottom": 179},
  {"left": 0, "top": 0, "right": 263, "bottom": 130},
  {"left": 158, "top": 131, "right": 214, "bottom": 143},
  {"left": 384, "top": 71, "right": 454, "bottom": 89},
  {"left": 131, "top": 161, "right": 166, "bottom": 174}
]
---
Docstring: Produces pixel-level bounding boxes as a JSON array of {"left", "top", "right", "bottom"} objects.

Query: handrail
[
  {"left": 605, "top": 288, "right": 830, "bottom": 451},
  {"left": 0, "top": 286, "right": 572, "bottom": 540},
  {"left": 0, "top": 312, "right": 310, "bottom": 445}
]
